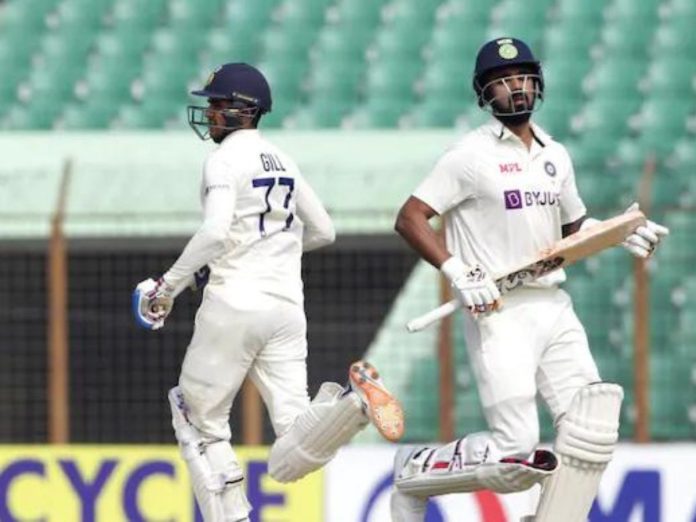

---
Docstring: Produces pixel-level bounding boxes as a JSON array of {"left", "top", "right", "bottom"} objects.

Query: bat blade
[
  {"left": 496, "top": 209, "right": 646, "bottom": 292},
  {"left": 406, "top": 210, "right": 646, "bottom": 333}
]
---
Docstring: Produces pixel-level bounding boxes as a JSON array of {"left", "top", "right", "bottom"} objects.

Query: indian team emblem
[
  {"left": 499, "top": 43, "right": 518, "bottom": 59},
  {"left": 206, "top": 65, "right": 223, "bottom": 87},
  {"left": 544, "top": 161, "right": 557, "bottom": 177}
]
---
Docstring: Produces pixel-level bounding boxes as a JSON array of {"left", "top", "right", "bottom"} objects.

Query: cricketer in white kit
[
  {"left": 392, "top": 38, "right": 669, "bottom": 521},
  {"left": 132, "top": 63, "right": 404, "bottom": 522}
]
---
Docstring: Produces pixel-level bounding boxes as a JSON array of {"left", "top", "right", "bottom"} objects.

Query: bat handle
[{"left": 406, "top": 299, "right": 460, "bottom": 332}]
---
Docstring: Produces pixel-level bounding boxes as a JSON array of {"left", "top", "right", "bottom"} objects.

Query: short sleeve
[
  {"left": 412, "top": 147, "right": 476, "bottom": 215},
  {"left": 558, "top": 148, "right": 587, "bottom": 225}
]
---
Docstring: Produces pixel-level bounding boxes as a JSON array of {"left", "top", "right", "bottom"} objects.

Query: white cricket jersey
[
  {"left": 164, "top": 129, "right": 334, "bottom": 306},
  {"left": 413, "top": 118, "right": 587, "bottom": 288}
]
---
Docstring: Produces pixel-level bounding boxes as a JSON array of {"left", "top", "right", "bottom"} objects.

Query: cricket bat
[{"left": 406, "top": 209, "right": 646, "bottom": 333}]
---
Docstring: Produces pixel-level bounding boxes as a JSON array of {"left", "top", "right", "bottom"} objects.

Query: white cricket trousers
[
  {"left": 461, "top": 286, "right": 600, "bottom": 457},
  {"left": 178, "top": 291, "right": 310, "bottom": 442}
]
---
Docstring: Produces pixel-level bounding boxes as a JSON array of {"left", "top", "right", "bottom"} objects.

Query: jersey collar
[
  {"left": 483, "top": 118, "right": 552, "bottom": 148},
  {"left": 221, "top": 128, "right": 260, "bottom": 145}
]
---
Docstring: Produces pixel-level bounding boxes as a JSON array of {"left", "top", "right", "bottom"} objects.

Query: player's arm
[
  {"left": 296, "top": 176, "right": 335, "bottom": 251},
  {"left": 395, "top": 195, "right": 500, "bottom": 312},
  {"left": 161, "top": 157, "right": 236, "bottom": 288},
  {"left": 398, "top": 149, "right": 499, "bottom": 311},
  {"left": 133, "top": 156, "right": 235, "bottom": 329},
  {"left": 394, "top": 147, "right": 469, "bottom": 269},
  {"left": 394, "top": 196, "right": 449, "bottom": 268},
  {"left": 577, "top": 204, "right": 669, "bottom": 258},
  {"left": 567, "top": 209, "right": 668, "bottom": 258},
  {"left": 559, "top": 155, "right": 668, "bottom": 257},
  {"left": 558, "top": 150, "right": 590, "bottom": 240},
  {"left": 161, "top": 194, "right": 232, "bottom": 284},
  {"left": 558, "top": 149, "right": 667, "bottom": 255}
]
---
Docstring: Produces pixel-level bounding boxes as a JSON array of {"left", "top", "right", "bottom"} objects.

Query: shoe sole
[{"left": 350, "top": 361, "right": 404, "bottom": 442}]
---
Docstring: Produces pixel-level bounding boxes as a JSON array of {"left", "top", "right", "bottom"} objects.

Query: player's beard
[
  {"left": 491, "top": 92, "right": 535, "bottom": 125},
  {"left": 495, "top": 111, "right": 532, "bottom": 125}
]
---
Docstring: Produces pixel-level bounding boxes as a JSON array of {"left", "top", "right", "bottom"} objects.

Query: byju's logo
[
  {"left": 504, "top": 190, "right": 523, "bottom": 209},
  {"left": 504, "top": 190, "right": 558, "bottom": 210}
]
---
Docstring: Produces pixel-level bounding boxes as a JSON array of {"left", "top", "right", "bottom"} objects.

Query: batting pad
[
  {"left": 169, "top": 387, "right": 250, "bottom": 522},
  {"left": 391, "top": 488, "right": 427, "bottom": 522},
  {"left": 532, "top": 382, "right": 623, "bottom": 522},
  {"left": 268, "top": 382, "right": 368, "bottom": 483},
  {"left": 394, "top": 432, "right": 557, "bottom": 497},
  {"left": 396, "top": 450, "right": 557, "bottom": 497}
]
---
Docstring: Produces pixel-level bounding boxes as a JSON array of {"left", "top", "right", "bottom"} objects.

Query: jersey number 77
[{"left": 252, "top": 176, "right": 295, "bottom": 236}]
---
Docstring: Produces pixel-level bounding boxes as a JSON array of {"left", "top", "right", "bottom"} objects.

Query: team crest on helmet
[
  {"left": 206, "top": 66, "right": 223, "bottom": 87},
  {"left": 544, "top": 161, "right": 557, "bottom": 177},
  {"left": 499, "top": 43, "right": 519, "bottom": 60}
]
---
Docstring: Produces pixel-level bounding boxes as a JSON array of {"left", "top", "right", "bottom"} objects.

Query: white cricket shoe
[{"left": 349, "top": 360, "right": 404, "bottom": 442}]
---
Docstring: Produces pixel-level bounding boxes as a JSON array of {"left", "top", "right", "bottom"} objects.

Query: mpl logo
[{"left": 499, "top": 163, "right": 522, "bottom": 174}]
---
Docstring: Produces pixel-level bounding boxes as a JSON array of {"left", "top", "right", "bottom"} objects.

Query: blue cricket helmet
[
  {"left": 472, "top": 37, "right": 544, "bottom": 106},
  {"left": 191, "top": 62, "right": 272, "bottom": 113}
]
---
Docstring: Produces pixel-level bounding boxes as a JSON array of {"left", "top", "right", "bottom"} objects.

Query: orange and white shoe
[{"left": 349, "top": 360, "right": 404, "bottom": 442}]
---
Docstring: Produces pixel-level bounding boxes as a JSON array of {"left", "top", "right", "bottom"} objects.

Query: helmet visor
[
  {"left": 478, "top": 73, "right": 543, "bottom": 116},
  {"left": 187, "top": 105, "right": 259, "bottom": 141}
]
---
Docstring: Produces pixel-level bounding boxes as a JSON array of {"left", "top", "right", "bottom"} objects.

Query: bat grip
[{"left": 406, "top": 299, "right": 460, "bottom": 332}]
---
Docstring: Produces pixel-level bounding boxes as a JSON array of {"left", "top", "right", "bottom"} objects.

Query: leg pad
[
  {"left": 170, "top": 387, "right": 251, "bottom": 522},
  {"left": 268, "top": 382, "right": 368, "bottom": 483},
  {"left": 395, "top": 433, "right": 557, "bottom": 497},
  {"left": 533, "top": 383, "right": 623, "bottom": 522}
]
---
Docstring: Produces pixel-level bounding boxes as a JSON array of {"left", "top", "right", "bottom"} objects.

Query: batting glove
[
  {"left": 132, "top": 277, "right": 175, "bottom": 330},
  {"left": 440, "top": 257, "right": 501, "bottom": 313},
  {"left": 622, "top": 203, "right": 670, "bottom": 259}
]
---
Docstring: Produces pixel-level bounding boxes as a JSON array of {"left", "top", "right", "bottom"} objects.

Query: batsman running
[
  {"left": 132, "top": 63, "right": 404, "bottom": 522},
  {"left": 391, "top": 38, "right": 669, "bottom": 521}
]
